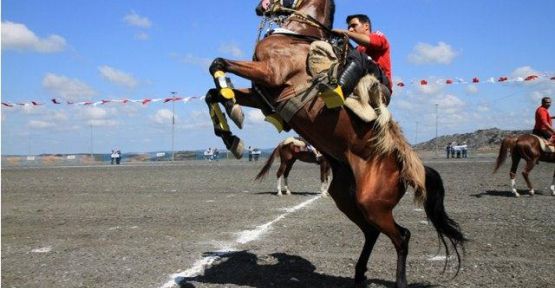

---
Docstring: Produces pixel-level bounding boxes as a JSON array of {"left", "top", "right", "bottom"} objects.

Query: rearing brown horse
[
  {"left": 494, "top": 134, "right": 555, "bottom": 197},
  {"left": 204, "top": 1, "right": 465, "bottom": 287}
]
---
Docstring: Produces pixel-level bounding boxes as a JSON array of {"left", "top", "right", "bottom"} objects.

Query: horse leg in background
[
  {"left": 282, "top": 159, "right": 296, "bottom": 195},
  {"left": 521, "top": 158, "right": 537, "bottom": 196},
  {"left": 326, "top": 161, "right": 381, "bottom": 287},
  {"left": 351, "top": 159, "right": 411, "bottom": 288},
  {"left": 275, "top": 161, "right": 288, "bottom": 197},
  {"left": 551, "top": 168, "right": 555, "bottom": 195},
  {"left": 509, "top": 152, "right": 521, "bottom": 197},
  {"left": 319, "top": 160, "right": 330, "bottom": 197}
]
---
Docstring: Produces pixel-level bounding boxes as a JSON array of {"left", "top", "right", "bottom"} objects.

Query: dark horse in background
[
  {"left": 204, "top": 0, "right": 466, "bottom": 287},
  {"left": 255, "top": 137, "right": 331, "bottom": 197},
  {"left": 494, "top": 134, "right": 555, "bottom": 197}
]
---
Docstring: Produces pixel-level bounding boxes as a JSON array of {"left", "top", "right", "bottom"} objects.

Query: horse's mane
[{"left": 327, "top": 0, "right": 335, "bottom": 29}]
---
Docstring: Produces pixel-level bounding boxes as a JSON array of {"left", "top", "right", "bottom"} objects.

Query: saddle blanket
[{"left": 530, "top": 134, "right": 555, "bottom": 153}]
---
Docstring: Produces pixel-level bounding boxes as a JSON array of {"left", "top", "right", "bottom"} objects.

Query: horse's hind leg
[
  {"left": 276, "top": 162, "right": 287, "bottom": 196},
  {"left": 521, "top": 159, "right": 537, "bottom": 196},
  {"left": 353, "top": 161, "right": 410, "bottom": 288},
  {"left": 509, "top": 153, "right": 521, "bottom": 197},
  {"left": 282, "top": 160, "right": 295, "bottom": 195},
  {"left": 326, "top": 162, "right": 380, "bottom": 287}
]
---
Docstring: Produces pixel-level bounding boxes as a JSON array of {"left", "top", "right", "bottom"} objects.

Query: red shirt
[
  {"left": 534, "top": 106, "right": 552, "bottom": 131},
  {"left": 356, "top": 31, "right": 392, "bottom": 91}
]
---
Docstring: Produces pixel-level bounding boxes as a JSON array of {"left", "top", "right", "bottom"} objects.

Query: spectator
[
  {"left": 115, "top": 149, "right": 122, "bottom": 164},
  {"left": 248, "top": 146, "right": 253, "bottom": 161},
  {"left": 446, "top": 143, "right": 452, "bottom": 159}
]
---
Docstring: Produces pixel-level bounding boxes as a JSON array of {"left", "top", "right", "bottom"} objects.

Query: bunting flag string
[
  {"left": 396, "top": 73, "right": 554, "bottom": 87},
  {"left": 2, "top": 73, "right": 554, "bottom": 108},
  {"left": 2, "top": 96, "right": 201, "bottom": 108}
]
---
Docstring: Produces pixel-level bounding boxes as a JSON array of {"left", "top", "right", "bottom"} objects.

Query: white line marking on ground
[
  {"left": 31, "top": 246, "right": 52, "bottom": 253},
  {"left": 427, "top": 255, "right": 451, "bottom": 261},
  {"left": 159, "top": 195, "right": 321, "bottom": 288}
]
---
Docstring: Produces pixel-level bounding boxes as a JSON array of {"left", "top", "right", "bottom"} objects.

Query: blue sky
[{"left": 2, "top": 0, "right": 554, "bottom": 155}]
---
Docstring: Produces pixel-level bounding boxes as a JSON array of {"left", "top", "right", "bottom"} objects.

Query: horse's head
[
  {"left": 255, "top": 0, "right": 335, "bottom": 30},
  {"left": 256, "top": 0, "right": 303, "bottom": 16}
]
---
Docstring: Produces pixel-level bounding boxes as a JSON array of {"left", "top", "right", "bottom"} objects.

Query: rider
[
  {"left": 321, "top": 14, "right": 392, "bottom": 106},
  {"left": 533, "top": 96, "right": 555, "bottom": 142}
]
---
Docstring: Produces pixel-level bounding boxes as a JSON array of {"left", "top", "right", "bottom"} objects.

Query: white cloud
[
  {"left": 465, "top": 84, "right": 479, "bottom": 94},
  {"left": 82, "top": 106, "right": 108, "bottom": 120},
  {"left": 88, "top": 119, "right": 118, "bottom": 127},
  {"left": 151, "top": 109, "right": 176, "bottom": 125},
  {"left": 98, "top": 65, "right": 138, "bottom": 88},
  {"left": 408, "top": 42, "right": 457, "bottom": 65},
  {"left": 2, "top": 21, "right": 66, "bottom": 53},
  {"left": 219, "top": 42, "right": 244, "bottom": 57},
  {"left": 28, "top": 120, "right": 55, "bottom": 129},
  {"left": 135, "top": 31, "right": 149, "bottom": 40},
  {"left": 246, "top": 109, "right": 265, "bottom": 124},
  {"left": 174, "top": 53, "right": 212, "bottom": 69},
  {"left": 123, "top": 11, "right": 152, "bottom": 28},
  {"left": 42, "top": 73, "right": 96, "bottom": 102},
  {"left": 511, "top": 66, "right": 540, "bottom": 79}
]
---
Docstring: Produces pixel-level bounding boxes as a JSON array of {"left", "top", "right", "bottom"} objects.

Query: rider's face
[{"left": 348, "top": 19, "right": 369, "bottom": 33}]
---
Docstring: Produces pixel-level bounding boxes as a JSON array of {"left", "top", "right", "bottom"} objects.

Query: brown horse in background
[
  {"left": 494, "top": 134, "right": 555, "bottom": 197},
  {"left": 255, "top": 138, "right": 331, "bottom": 197},
  {"left": 204, "top": 0, "right": 466, "bottom": 287}
]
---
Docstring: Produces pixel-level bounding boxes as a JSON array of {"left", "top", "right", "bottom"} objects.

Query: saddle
[
  {"left": 282, "top": 137, "right": 307, "bottom": 149},
  {"left": 307, "top": 41, "right": 387, "bottom": 123},
  {"left": 530, "top": 134, "right": 555, "bottom": 153}
]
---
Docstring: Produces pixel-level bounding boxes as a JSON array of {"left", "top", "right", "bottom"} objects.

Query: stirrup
[
  {"left": 319, "top": 84, "right": 345, "bottom": 109},
  {"left": 264, "top": 113, "right": 285, "bottom": 132}
]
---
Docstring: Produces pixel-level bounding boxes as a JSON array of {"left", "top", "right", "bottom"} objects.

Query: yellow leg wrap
[
  {"left": 209, "top": 103, "right": 230, "bottom": 132},
  {"left": 319, "top": 86, "right": 345, "bottom": 109},
  {"left": 213, "top": 71, "right": 235, "bottom": 100},
  {"left": 264, "top": 113, "right": 285, "bottom": 133}
]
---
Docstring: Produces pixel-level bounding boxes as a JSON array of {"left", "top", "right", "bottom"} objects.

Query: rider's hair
[
  {"left": 346, "top": 14, "right": 372, "bottom": 31},
  {"left": 542, "top": 96, "right": 551, "bottom": 104}
]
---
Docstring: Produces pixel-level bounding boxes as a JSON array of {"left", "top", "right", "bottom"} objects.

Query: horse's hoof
[
  {"left": 285, "top": 190, "right": 292, "bottom": 195},
  {"left": 514, "top": 192, "right": 520, "bottom": 198},
  {"left": 321, "top": 191, "right": 329, "bottom": 198},
  {"left": 230, "top": 137, "right": 244, "bottom": 159},
  {"left": 227, "top": 104, "right": 244, "bottom": 129},
  {"left": 529, "top": 189, "right": 535, "bottom": 196}
]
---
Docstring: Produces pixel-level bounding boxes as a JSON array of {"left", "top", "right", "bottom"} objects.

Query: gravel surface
[{"left": 2, "top": 158, "right": 554, "bottom": 287}]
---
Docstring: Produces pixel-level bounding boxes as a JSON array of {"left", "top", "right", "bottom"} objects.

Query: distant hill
[{"left": 414, "top": 128, "right": 530, "bottom": 152}]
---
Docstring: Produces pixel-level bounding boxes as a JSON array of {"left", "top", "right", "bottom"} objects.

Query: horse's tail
[
  {"left": 424, "top": 165, "right": 467, "bottom": 274},
  {"left": 255, "top": 144, "right": 280, "bottom": 180},
  {"left": 493, "top": 135, "right": 516, "bottom": 173}
]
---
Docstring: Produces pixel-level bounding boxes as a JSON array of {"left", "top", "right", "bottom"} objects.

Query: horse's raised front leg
[{"left": 205, "top": 89, "right": 244, "bottom": 159}]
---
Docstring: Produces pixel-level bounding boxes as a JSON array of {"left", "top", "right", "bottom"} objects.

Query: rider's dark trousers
[
  {"left": 345, "top": 50, "right": 390, "bottom": 93},
  {"left": 533, "top": 128, "right": 551, "bottom": 140}
]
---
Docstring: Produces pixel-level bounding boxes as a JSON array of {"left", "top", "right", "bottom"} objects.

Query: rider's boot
[{"left": 319, "top": 61, "right": 365, "bottom": 109}]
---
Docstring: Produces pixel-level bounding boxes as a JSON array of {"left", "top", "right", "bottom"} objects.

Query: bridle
[{"left": 256, "top": 0, "right": 333, "bottom": 42}]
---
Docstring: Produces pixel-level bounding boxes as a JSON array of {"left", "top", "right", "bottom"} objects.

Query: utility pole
[
  {"left": 415, "top": 121, "right": 419, "bottom": 145},
  {"left": 435, "top": 103, "right": 439, "bottom": 154},
  {"left": 90, "top": 123, "right": 94, "bottom": 158},
  {"left": 170, "top": 91, "right": 177, "bottom": 161}
]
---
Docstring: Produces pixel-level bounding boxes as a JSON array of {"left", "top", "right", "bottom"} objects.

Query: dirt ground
[{"left": 2, "top": 157, "right": 554, "bottom": 287}]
